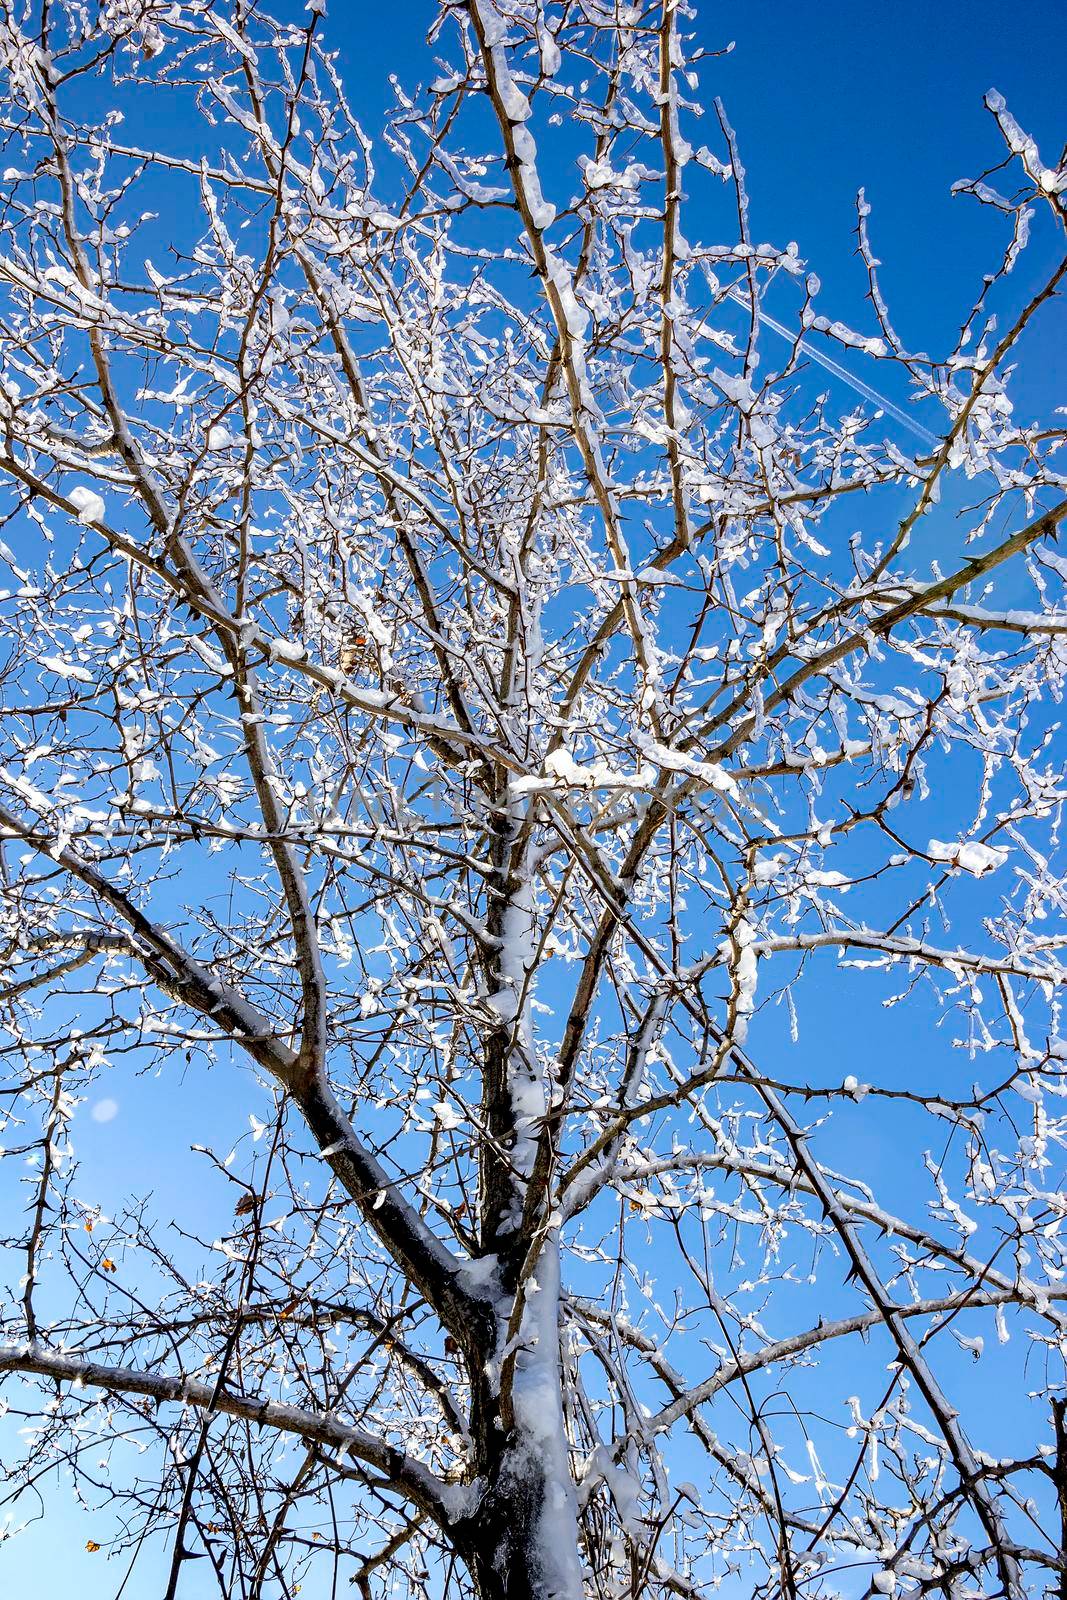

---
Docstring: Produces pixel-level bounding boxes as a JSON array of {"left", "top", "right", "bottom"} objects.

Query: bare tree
[{"left": 0, "top": 2, "right": 1064, "bottom": 1597}]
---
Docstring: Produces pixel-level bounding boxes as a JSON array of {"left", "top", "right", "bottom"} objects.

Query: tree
[{"left": 0, "top": 1, "right": 1064, "bottom": 1595}]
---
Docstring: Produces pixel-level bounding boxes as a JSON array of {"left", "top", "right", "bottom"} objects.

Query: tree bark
[{"left": 453, "top": 1436, "right": 581, "bottom": 1600}]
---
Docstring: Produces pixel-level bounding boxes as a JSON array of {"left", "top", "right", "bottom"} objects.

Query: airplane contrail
[{"left": 726, "top": 286, "right": 940, "bottom": 449}]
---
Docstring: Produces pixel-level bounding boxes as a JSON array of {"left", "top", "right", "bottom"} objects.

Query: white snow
[
  {"left": 928, "top": 839, "right": 1008, "bottom": 877},
  {"left": 432, "top": 1100, "right": 463, "bottom": 1131},
  {"left": 507, "top": 1237, "right": 586, "bottom": 1599},
  {"left": 68, "top": 485, "right": 105, "bottom": 524},
  {"left": 38, "top": 655, "right": 92, "bottom": 683}
]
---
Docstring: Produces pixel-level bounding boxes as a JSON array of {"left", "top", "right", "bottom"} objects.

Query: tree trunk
[
  {"left": 453, "top": 1434, "right": 582, "bottom": 1600},
  {"left": 452, "top": 1232, "right": 582, "bottom": 1598}
]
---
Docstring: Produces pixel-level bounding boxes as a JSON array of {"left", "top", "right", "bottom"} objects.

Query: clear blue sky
[{"left": 1, "top": 2, "right": 1064, "bottom": 1595}]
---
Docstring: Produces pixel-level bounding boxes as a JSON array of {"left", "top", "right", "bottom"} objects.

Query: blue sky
[
  {"left": 333, "top": 0, "right": 1066, "bottom": 400},
  {"left": 1, "top": 1, "right": 1065, "bottom": 1595}
]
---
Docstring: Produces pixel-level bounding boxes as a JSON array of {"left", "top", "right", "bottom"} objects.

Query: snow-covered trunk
[
  {"left": 470, "top": 589, "right": 584, "bottom": 1597},
  {"left": 456, "top": 1450, "right": 576, "bottom": 1600},
  {"left": 480, "top": 791, "right": 547, "bottom": 1255},
  {"left": 457, "top": 1239, "right": 584, "bottom": 1600}
]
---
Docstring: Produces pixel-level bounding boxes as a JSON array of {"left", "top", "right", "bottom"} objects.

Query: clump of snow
[
  {"left": 68, "top": 485, "right": 105, "bottom": 524},
  {"left": 433, "top": 1100, "right": 463, "bottom": 1131},
  {"left": 544, "top": 747, "right": 591, "bottom": 787},
  {"left": 646, "top": 740, "right": 738, "bottom": 795},
  {"left": 38, "top": 655, "right": 92, "bottom": 683},
  {"left": 485, "top": 987, "right": 519, "bottom": 1023},
  {"left": 928, "top": 839, "right": 1008, "bottom": 877},
  {"left": 719, "top": 919, "right": 758, "bottom": 1042},
  {"left": 267, "top": 638, "right": 307, "bottom": 664},
  {"left": 512, "top": 748, "right": 651, "bottom": 795}
]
